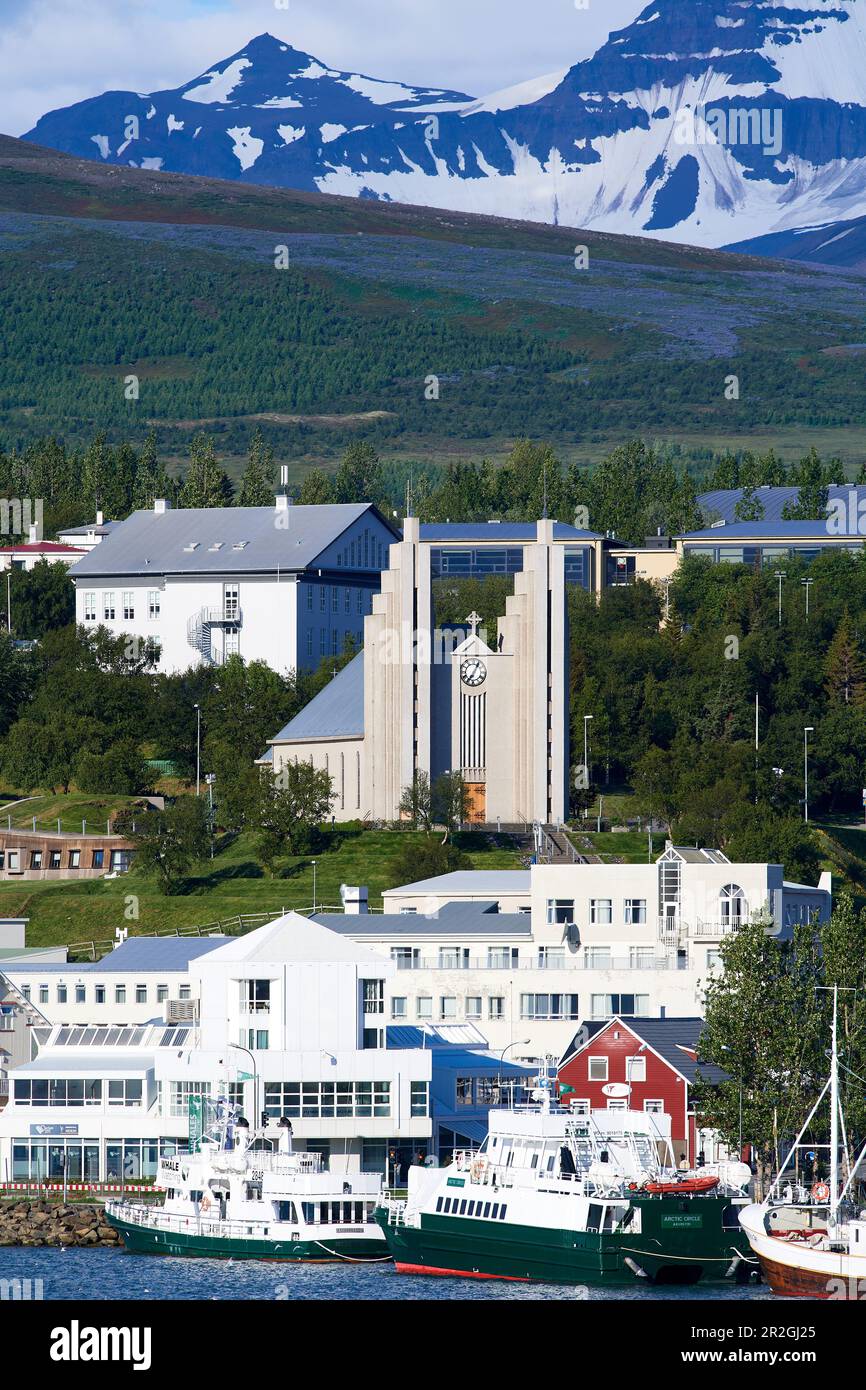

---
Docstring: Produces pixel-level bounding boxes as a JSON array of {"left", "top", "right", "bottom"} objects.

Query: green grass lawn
[
  {"left": 0, "top": 792, "right": 142, "bottom": 834},
  {"left": 566, "top": 829, "right": 667, "bottom": 863},
  {"left": 0, "top": 827, "right": 525, "bottom": 950}
]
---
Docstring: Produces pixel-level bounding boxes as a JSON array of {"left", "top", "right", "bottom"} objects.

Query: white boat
[
  {"left": 377, "top": 1079, "right": 755, "bottom": 1286},
  {"left": 106, "top": 1102, "right": 387, "bottom": 1262},
  {"left": 739, "top": 986, "right": 866, "bottom": 1298}
]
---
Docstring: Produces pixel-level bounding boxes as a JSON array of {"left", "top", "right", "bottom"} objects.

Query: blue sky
[{"left": 0, "top": 0, "right": 646, "bottom": 136}]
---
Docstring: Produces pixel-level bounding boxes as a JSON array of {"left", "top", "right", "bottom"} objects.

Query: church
[{"left": 261, "top": 518, "right": 570, "bottom": 826}]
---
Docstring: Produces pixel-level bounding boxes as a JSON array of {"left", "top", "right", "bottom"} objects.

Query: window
[
  {"left": 416, "top": 997, "right": 432, "bottom": 1020},
  {"left": 331, "top": 631, "right": 338, "bottom": 655},
  {"left": 108, "top": 1079, "right": 143, "bottom": 1107},
  {"left": 94, "top": 985, "right": 105, "bottom": 1005},
  {"left": 626, "top": 1056, "right": 646, "bottom": 1083},
  {"left": 83, "top": 592, "right": 96, "bottom": 621},
  {"left": 157, "top": 985, "right": 168, "bottom": 1003},
  {"left": 178, "top": 985, "right": 191, "bottom": 1000},
  {"left": 538, "top": 947, "right": 565, "bottom": 969},
  {"left": 57, "top": 984, "right": 67, "bottom": 1004},
  {"left": 706, "top": 949, "right": 722, "bottom": 970},
  {"left": 487, "top": 947, "right": 517, "bottom": 969},
  {"left": 74, "top": 985, "right": 85, "bottom": 1004},
  {"left": 591, "top": 994, "right": 650, "bottom": 1018},
  {"left": 391, "top": 947, "right": 419, "bottom": 969},
  {"left": 644, "top": 1099, "right": 664, "bottom": 1115},
  {"left": 319, "top": 629, "right": 326, "bottom": 655},
  {"left": 363, "top": 980, "right": 384, "bottom": 1015},
  {"left": 167, "top": 1081, "right": 211, "bottom": 1118},
  {"left": 320, "top": 585, "right": 326, "bottom": 612},
  {"left": 332, "top": 587, "right": 338, "bottom": 613},
  {"left": 224, "top": 585, "right": 239, "bottom": 621},
  {"left": 466, "top": 996, "right": 482, "bottom": 1019},
  {"left": 38, "top": 985, "right": 48, "bottom": 1004},
  {"left": 584, "top": 947, "right": 611, "bottom": 969},
  {"left": 307, "top": 586, "right": 313, "bottom": 611},
  {"left": 488, "top": 997, "right": 504, "bottom": 1020},
  {"left": 68, "top": 850, "right": 80, "bottom": 869},
  {"left": 438, "top": 947, "right": 467, "bottom": 969},
  {"left": 630, "top": 948, "right": 654, "bottom": 970},
  {"left": 30, "top": 851, "right": 42, "bottom": 870},
  {"left": 345, "top": 588, "right": 350, "bottom": 613},
  {"left": 243, "top": 979, "right": 271, "bottom": 1012},
  {"left": 135, "top": 985, "right": 147, "bottom": 1005},
  {"left": 357, "top": 589, "right": 363, "bottom": 613},
  {"left": 440, "top": 996, "right": 457, "bottom": 1020},
  {"left": 589, "top": 899, "right": 612, "bottom": 925},
  {"left": 148, "top": 590, "right": 160, "bottom": 620},
  {"left": 363, "top": 1028, "right": 382, "bottom": 1050},
  {"left": 263, "top": 1081, "right": 390, "bottom": 1120},
  {"left": 122, "top": 591, "right": 134, "bottom": 620},
  {"left": 92, "top": 849, "right": 104, "bottom": 869},
  {"left": 588, "top": 1056, "right": 608, "bottom": 1082},
  {"left": 391, "top": 997, "right": 407, "bottom": 1020},
  {"left": 103, "top": 591, "right": 116, "bottom": 621},
  {"left": 241, "top": 1029, "right": 269, "bottom": 1051},
  {"left": 49, "top": 850, "right": 61, "bottom": 870},
  {"left": 456, "top": 1077, "right": 473, "bottom": 1106},
  {"left": 520, "top": 994, "right": 578, "bottom": 1020},
  {"left": 546, "top": 899, "right": 575, "bottom": 925},
  {"left": 115, "top": 985, "right": 126, "bottom": 1005},
  {"left": 14, "top": 1079, "right": 102, "bottom": 1107},
  {"left": 624, "top": 899, "right": 646, "bottom": 924},
  {"left": 720, "top": 884, "right": 748, "bottom": 925}
]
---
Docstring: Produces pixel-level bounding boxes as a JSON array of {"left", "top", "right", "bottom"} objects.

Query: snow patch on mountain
[
  {"left": 226, "top": 126, "right": 263, "bottom": 170},
  {"left": 183, "top": 58, "right": 251, "bottom": 104},
  {"left": 462, "top": 70, "right": 568, "bottom": 115}
]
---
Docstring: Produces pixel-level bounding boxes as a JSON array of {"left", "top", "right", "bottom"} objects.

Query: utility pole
[
  {"left": 194, "top": 704, "right": 201, "bottom": 797},
  {"left": 804, "top": 726, "right": 814, "bottom": 823},
  {"left": 801, "top": 576, "right": 813, "bottom": 619}
]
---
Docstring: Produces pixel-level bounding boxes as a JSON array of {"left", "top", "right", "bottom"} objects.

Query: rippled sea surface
[{"left": 0, "top": 1246, "right": 776, "bottom": 1301}]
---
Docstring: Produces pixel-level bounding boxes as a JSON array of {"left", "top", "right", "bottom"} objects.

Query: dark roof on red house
[{"left": 559, "top": 1016, "right": 729, "bottom": 1086}]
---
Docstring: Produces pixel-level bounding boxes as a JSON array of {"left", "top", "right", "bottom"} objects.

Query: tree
[
  {"left": 824, "top": 609, "right": 866, "bottom": 707},
  {"left": 238, "top": 429, "right": 276, "bottom": 507},
  {"left": 75, "top": 740, "right": 153, "bottom": 796},
  {"left": 6, "top": 561, "right": 75, "bottom": 639},
  {"left": 431, "top": 771, "right": 468, "bottom": 842},
  {"left": 390, "top": 836, "right": 472, "bottom": 885},
  {"left": 255, "top": 762, "right": 335, "bottom": 870},
  {"left": 632, "top": 746, "right": 679, "bottom": 832},
  {"left": 398, "top": 771, "right": 432, "bottom": 831},
  {"left": 178, "top": 433, "right": 234, "bottom": 508},
  {"left": 722, "top": 806, "right": 822, "bottom": 885},
  {"left": 333, "top": 442, "right": 382, "bottom": 505},
  {"left": 122, "top": 797, "right": 210, "bottom": 894},
  {"left": 734, "top": 485, "right": 765, "bottom": 522},
  {"left": 297, "top": 469, "right": 336, "bottom": 505}
]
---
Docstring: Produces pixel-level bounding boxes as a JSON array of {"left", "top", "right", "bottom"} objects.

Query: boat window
[
  {"left": 302, "top": 1202, "right": 314, "bottom": 1223},
  {"left": 491, "top": 1204, "right": 499, "bottom": 1218},
  {"left": 587, "top": 1203, "right": 603, "bottom": 1233},
  {"left": 531, "top": 1153, "right": 539, "bottom": 1169},
  {"left": 498, "top": 1206, "right": 507, "bottom": 1220},
  {"left": 275, "top": 1201, "right": 297, "bottom": 1222},
  {"left": 459, "top": 1200, "right": 467, "bottom": 1215},
  {"left": 436, "top": 1197, "right": 443, "bottom": 1212},
  {"left": 483, "top": 1202, "right": 491, "bottom": 1218},
  {"left": 722, "top": 1205, "right": 741, "bottom": 1230},
  {"left": 603, "top": 1207, "right": 618, "bottom": 1232}
]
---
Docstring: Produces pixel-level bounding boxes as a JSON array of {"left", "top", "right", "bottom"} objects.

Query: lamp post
[
  {"left": 194, "top": 704, "right": 201, "bottom": 797},
  {"left": 804, "top": 726, "right": 814, "bottom": 823},
  {"left": 498, "top": 1038, "right": 531, "bottom": 1107},
  {"left": 774, "top": 571, "right": 787, "bottom": 626},
  {"left": 801, "top": 577, "right": 813, "bottom": 620},
  {"left": 228, "top": 1042, "right": 259, "bottom": 1134},
  {"left": 311, "top": 859, "right": 317, "bottom": 913},
  {"left": 583, "top": 714, "right": 594, "bottom": 796},
  {"left": 205, "top": 773, "right": 216, "bottom": 858},
  {"left": 5, "top": 571, "right": 10, "bottom": 634}
]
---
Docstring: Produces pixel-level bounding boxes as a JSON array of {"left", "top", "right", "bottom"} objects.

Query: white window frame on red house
[
  {"left": 588, "top": 1056, "right": 608, "bottom": 1082},
  {"left": 644, "top": 1099, "right": 664, "bottom": 1114},
  {"left": 626, "top": 1056, "right": 646, "bottom": 1083}
]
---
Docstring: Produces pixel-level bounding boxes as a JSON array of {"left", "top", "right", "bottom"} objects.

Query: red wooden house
[{"left": 557, "top": 1016, "right": 729, "bottom": 1166}]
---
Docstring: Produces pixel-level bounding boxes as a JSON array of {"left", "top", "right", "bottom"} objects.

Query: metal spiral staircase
[{"left": 186, "top": 606, "right": 242, "bottom": 665}]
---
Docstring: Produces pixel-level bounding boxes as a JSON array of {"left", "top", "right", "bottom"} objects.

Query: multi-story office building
[
  {"left": 71, "top": 499, "right": 399, "bottom": 673},
  {"left": 313, "top": 845, "right": 832, "bottom": 1060}
]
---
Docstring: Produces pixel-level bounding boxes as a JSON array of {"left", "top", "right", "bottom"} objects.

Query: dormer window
[
  {"left": 232, "top": 541, "right": 248, "bottom": 551},
  {"left": 208, "top": 542, "right": 224, "bottom": 552},
  {"left": 183, "top": 542, "right": 199, "bottom": 552}
]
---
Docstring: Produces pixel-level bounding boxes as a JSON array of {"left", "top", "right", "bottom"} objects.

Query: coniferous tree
[
  {"left": 824, "top": 608, "right": 866, "bottom": 707},
  {"left": 238, "top": 429, "right": 276, "bottom": 507},
  {"left": 178, "top": 433, "right": 234, "bottom": 508}
]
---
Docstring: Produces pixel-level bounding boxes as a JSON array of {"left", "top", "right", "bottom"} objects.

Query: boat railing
[{"left": 107, "top": 1201, "right": 277, "bottom": 1241}]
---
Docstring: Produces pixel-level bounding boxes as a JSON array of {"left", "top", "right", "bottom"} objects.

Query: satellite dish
[{"left": 602, "top": 1082, "right": 631, "bottom": 1099}]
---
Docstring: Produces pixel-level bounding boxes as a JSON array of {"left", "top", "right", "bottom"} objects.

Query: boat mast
[{"left": 830, "top": 984, "right": 840, "bottom": 1227}]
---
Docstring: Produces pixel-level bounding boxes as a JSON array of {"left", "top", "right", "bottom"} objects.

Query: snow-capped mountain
[
  {"left": 24, "top": 4, "right": 866, "bottom": 249},
  {"left": 24, "top": 33, "right": 473, "bottom": 185}
]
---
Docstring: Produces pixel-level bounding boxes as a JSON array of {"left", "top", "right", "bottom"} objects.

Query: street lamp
[
  {"left": 804, "top": 727, "right": 814, "bottom": 823},
  {"left": 205, "top": 773, "right": 216, "bottom": 858},
  {"left": 311, "top": 859, "right": 317, "bottom": 913},
  {"left": 774, "top": 571, "right": 787, "bottom": 626},
  {"left": 228, "top": 1042, "right": 259, "bottom": 1134},
  {"left": 498, "top": 1038, "right": 531, "bottom": 1107},
  {"left": 193, "top": 704, "right": 201, "bottom": 797},
  {"left": 801, "top": 577, "right": 813, "bottom": 619}
]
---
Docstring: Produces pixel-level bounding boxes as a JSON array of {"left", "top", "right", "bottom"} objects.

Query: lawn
[
  {"left": 0, "top": 792, "right": 141, "bottom": 834},
  {"left": 566, "top": 829, "right": 667, "bottom": 863},
  {"left": 0, "top": 827, "right": 526, "bottom": 950}
]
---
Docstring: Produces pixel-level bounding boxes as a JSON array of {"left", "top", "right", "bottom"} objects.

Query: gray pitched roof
[
  {"left": 698, "top": 485, "right": 866, "bottom": 526},
  {"left": 311, "top": 903, "right": 532, "bottom": 937},
  {"left": 384, "top": 870, "right": 531, "bottom": 895},
  {"left": 271, "top": 651, "right": 365, "bottom": 743},
  {"left": 4, "top": 937, "right": 229, "bottom": 973},
  {"left": 560, "top": 1017, "right": 730, "bottom": 1086},
  {"left": 71, "top": 504, "right": 397, "bottom": 579},
  {"left": 420, "top": 522, "right": 603, "bottom": 542}
]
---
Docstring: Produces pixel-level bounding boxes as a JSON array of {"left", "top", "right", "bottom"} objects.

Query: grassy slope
[{"left": 0, "top": 827, "right": 525, "bottom": 949}]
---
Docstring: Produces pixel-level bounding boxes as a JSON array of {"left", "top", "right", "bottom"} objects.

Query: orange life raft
[{"left": 644, "top": 1175, "right": 720, "bottom": 1195}]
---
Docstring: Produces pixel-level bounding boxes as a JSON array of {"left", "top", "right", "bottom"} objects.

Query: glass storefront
[{"left": 11, "top": 1136, "right": 189, "bottom": 1181}]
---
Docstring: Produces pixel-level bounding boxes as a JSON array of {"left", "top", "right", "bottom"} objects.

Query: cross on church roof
[{"left": 465, "top": 611, "right": 483, "bottom": 637}]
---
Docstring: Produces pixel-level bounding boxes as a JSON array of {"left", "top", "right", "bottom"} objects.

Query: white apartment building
[
  {"left": 313, "top": 846, "right": 833, "bottom": 1061},
  {"left": 0, "top": 914, "right": 432, "bottom": 1184},
  {"left": 71, "top": 499, "right": 399, "bottom": 673}
]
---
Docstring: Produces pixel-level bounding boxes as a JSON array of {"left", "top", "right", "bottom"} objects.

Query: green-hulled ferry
[
  {"left": 377, "top": 1092, "right": 758, "bottom": 1286},
  {"left": 106, "top": 1104, "right": 388, "bottom": 1263}
]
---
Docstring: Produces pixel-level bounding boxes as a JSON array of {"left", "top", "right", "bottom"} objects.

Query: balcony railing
[
  {"left": 392, "top": 955, "right": 686, "bottom": 972},
  {"left": 658, "top": 916, "right": 749, "bottom": 940}
]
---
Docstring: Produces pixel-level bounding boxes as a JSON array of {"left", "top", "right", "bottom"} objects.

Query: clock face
[{"left": 461, "top": 658, "right": 487, "bottom": 688}]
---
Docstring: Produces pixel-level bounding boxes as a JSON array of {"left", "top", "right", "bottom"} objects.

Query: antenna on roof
[{"left": 280, "top": 465, "right": 288, "bottom": 488}]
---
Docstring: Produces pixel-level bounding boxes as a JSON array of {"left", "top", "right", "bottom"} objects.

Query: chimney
[
  {"left": 340, "top": 884, "right": 369, "bottom": 915},
  {"left": 154, "top": 499, "right": 171, "bottom": 515},
  {"left": 96, "top": 510, "right": 104, "bottom": 527}
]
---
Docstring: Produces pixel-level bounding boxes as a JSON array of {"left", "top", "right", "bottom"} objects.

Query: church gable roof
[{"left": 270, "top": 651, "right": 365, "bottom": 744}]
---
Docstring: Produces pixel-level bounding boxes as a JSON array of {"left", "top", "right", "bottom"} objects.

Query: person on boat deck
[
  {"left": 678, "top": 1155, "right": 690, "bottom": 1172},
  {"left": 278, "top": 1117, "right": 293, "bottom": 1155}
]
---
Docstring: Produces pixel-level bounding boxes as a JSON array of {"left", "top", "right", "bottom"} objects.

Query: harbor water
[{"left": 1, "top": 1246, "right": 775, "bottom": 1301}]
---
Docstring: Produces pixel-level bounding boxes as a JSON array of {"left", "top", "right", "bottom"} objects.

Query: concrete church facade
[{"left": 263, "top": 518, "right": 569, "bottom": 826}]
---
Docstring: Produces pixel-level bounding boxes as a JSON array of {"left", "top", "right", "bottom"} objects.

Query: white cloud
[{"left": 0, "top": 0, "right": 646, "bottom": 137}]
